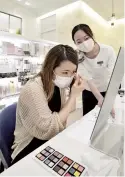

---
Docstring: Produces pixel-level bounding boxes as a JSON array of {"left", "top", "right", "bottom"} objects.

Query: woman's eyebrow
[{"left": 62, "top": 70, "right": 70, "bottom": 71}]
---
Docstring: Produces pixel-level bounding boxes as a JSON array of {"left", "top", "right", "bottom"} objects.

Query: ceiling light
[
  {"left": 109, "top": 0, "right": 117, "bottom": 26},
  {"left": 25, "top": 1, "right": 31, "bottom": 6},
  {"left": 110, "top": 13, "right": 116, "bottom": 26},
  {"left": 17, "top": 0, "right": 22, "bottom": 1}
]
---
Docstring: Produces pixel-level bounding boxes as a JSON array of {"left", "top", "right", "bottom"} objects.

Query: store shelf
[
  {"left": 0, "top": 92, "right": 20, "bottom": 100},
  {"left": 0, "top": 31, "right": 58, "bottom": 45},
  {"left": 0, "top": 94, "right": 19, "bottom": 111},
  {"left": 0, "top": 32, "right": 58, "bottom": 111},
  {"left": 0, "top": 55, "right": 29, "bottom": 58},
  {"left": 0, "top": 77, "right": 18, "bottom": 80},
  {"left": 0, "top": 31, "right": 30, "bottom": 43}
]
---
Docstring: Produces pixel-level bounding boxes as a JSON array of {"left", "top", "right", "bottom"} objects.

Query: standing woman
[{"left": 72, "top": 24, "right": 116, "bottom": 116}]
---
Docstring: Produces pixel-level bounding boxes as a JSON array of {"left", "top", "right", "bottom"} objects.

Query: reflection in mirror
[{"left": 90, "top": 47, "right": 124, "bottom": 159}]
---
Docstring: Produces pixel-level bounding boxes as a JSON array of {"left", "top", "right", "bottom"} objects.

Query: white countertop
[
  {"left": 0, "top": 134, "right": 120, "bottom": 176},
  {"left": 1, "top": 98, "right": 124, "bottom": 176}
]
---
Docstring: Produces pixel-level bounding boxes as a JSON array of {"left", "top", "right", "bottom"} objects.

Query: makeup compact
[{"left": 34, "top": 146, "right": 88, "bottom": 176}]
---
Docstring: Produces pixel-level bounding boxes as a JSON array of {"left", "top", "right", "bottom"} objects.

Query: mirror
[{"left": 90, "top": 47, "right": 124, "bottom": 159}]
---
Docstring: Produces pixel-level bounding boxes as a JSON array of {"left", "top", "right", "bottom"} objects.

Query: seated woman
[{"left": 11, "top": 44, "right": 85, "bottom": 164}]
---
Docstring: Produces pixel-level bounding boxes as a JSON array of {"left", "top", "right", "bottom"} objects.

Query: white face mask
[
  {"left": 77, "top": 38, "right": 94, "bottom": 53},
  {"left": 53, "top": 74, "right": 74, "bottom": 88}
]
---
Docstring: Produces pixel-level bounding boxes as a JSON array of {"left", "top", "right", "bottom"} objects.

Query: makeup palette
[{"left": 34, "top": 146, "right": 87, "bottom": 176}]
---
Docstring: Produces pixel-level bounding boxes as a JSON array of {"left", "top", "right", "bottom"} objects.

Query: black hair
[{"left": 72, "top": 24, "right": 94, "bottom": 42}]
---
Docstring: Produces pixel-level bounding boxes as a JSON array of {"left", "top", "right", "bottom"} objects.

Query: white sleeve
[
  {"left": 78, "top": 63, "right": 92, "bottom": 81},
  {"left": 107, "top": 47, "right": 116, "bottom": 81}
]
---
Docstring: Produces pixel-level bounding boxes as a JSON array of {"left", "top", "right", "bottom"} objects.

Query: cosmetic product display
[
  {"left": 0, "top": 33, "right": 57, "bottom": 102},
  {"left": 34, "top": 146, "right": 87, "bottom": 176},
  {"left": 0, "top": 78, "right": 21, "bottom": 99}
]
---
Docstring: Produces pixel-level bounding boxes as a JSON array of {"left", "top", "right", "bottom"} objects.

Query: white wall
[
  {"left": 37, "top": 2, "right": 124, "bottom": 53},
  {"left": 40, "top": 15, "right": 57, "bottom": 42},
  {"left": 0, "top": 0, "right": 38, "bottom": 39},
  {"left": 56, "top": 3, "right": 124, "bottom": 53},
  {"left": 56, "top": 3, "right": 81, "bottom": 46}
]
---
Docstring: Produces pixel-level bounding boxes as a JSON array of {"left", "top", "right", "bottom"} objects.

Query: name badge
[{"left": 97, "top": 61, "right": 103, "bottom": 66}]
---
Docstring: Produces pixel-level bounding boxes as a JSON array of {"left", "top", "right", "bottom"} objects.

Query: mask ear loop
[{"left": 69, "top": 74, "right": 75, "bottom": 92}]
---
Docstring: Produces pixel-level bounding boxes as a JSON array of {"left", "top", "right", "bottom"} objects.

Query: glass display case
[{"left": 0, "top": 32, "right": 58, "bottom": 110}]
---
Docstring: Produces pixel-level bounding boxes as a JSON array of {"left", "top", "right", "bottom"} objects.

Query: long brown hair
[{"left": 39, "top": 44, "right": 78, "bottom": 101}]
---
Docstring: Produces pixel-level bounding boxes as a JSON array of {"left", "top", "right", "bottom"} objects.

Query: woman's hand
[
  {"left": 98, "top": 97, "right": 115, "bottom": 118},
  {"left": 71, "top": 74, "right": 85, "bottom": 97},
  {"left": 110, "top": 107, "right": 115, "bottom": 118},
  {"left": 97, "top": 97, "right": 104, "bottom": 107},
  {"left": 59, "top": 74, "right": 85, "bottom": 124}
]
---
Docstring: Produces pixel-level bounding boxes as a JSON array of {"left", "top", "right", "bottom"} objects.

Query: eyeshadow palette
[{"left": 34, "top": 146, "right": 87, "bottom": 176}]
